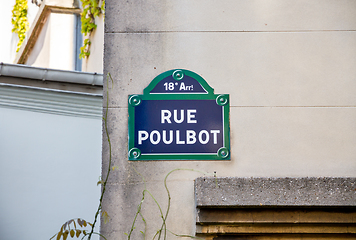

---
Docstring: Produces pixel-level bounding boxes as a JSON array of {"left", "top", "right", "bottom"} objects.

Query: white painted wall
[
  {"left": 0, "top": 107, "right": 101, "bottom": 240},
  {"left": 26, "top": 13, "right": 77, "bottom": 70}
]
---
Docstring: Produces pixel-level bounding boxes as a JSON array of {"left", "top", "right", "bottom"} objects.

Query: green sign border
[{"left": 128, "top": 69, "right": 230, "bottom": 161}]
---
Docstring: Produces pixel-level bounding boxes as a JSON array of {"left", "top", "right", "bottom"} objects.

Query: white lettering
[
  {"left": 210, "top": 130, "right": 220, "bottom": 144},
  {"left": 139, "top": 129, "right": 220, "bottom": 146},
  {"left": 161, "top": 109, "right": 198, "bottom": 124},
  {"left": 162, "top": 130, "right": 173, "bottom": 144},
  {"left": 150, "top": 130, "right": 161, "bottom": 145},
  {"left": 179, "top": 82, "right": 186, "bottom": 90},
  {"left": 176, "top": 130, "right": 185, "bottom": 144},
  {"left": 198, "top": 130, "right": 209, "bottom": 144},
  {"left": 186, "top": 130, "right": 196, "bottom": 144},
  {"left": 138, "top": 131, "right": 149, "bottom": 145},
  {"left": 187, "top": 109, "right": 197, "bottom": 123},
  {"left": 173, "top": 109, "right": 184, "bottom": 123},
  {"left": 161, "top": 110, "right": 172, "bottom": 123}
]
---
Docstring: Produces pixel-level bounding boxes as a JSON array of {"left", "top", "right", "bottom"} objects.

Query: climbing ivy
[
  {"left": 80, "top": 0, "right": 105, "bottom": 59},
  {"left": 11, "top": 0, "right": 29, "bottom": 52},
  {"left": 11, "top": 0, "right": 104, "bottom": 58}
]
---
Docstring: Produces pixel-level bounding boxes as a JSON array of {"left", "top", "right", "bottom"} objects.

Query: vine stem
[
  {"left": 127, "top": 167, "right": 166, "bottom": 240},
  {"left": 127, "top": 167, "right": 216, "bottom": 240},
  {"left": 158, "top": 168, "right": 210, "bottom": 240},
  {"left": 167, "top": 230, "right": 204, "bottom": 240},
  {"left": 87, "top": 73, "right": 113, "bottom": 240}
]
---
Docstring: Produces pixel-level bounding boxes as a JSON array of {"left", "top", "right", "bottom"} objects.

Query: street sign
[{"left": 128, "top": 69, "right": 230, "bottom": 160}]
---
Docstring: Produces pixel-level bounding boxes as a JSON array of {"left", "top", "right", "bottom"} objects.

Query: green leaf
[
  {"left": 70, "top": 230, "right": 75, "bottom": 238},
  {"left": 101, "top": 0, "right": 105, "bottom": 13},
  {"left": 56, "top": 232, "right": 62, "bottom": 240},
  {"left": 78, "top": 0, "right": 104, "bottom": 58},
  {"left": 92, "top": 0, "right": 98, "bottom": 8},
  {"left": 102, "top": 211, "right": 110, "bottom": 224},
  {"left": 63, "top": 230, "right": 69, "bottom": 240},
  {"left": 11, "top": 0, "right": 29, "bottom": 52}
]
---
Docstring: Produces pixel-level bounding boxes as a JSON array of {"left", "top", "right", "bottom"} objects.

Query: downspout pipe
[{"left": 0, "top": 63, "right": 103, "bottom": 86}]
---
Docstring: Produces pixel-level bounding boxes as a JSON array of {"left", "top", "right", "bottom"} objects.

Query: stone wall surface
[
  {"left": 102, "top": 0, "right": 356, "bottom": 239},
  {"left": 195, "top": 177, "right": 356, "bottom": 207}
]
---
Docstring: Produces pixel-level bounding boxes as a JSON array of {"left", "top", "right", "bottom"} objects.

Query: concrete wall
[{"left": 102, "top": 0, "right": 356, "bottom": 239}]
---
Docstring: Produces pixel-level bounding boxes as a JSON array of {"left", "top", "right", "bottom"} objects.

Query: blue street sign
[{"left": 128, "top": 69, "right": 230, "bottom": 160}]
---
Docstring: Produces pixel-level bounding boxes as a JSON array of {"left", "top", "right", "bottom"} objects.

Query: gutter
[{"left": 0, "top": 63, "right": 103, "bottom": 86}]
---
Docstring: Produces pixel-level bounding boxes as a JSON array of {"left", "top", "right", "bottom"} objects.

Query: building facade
[
  {"left": 102, "top": 1, "right": 356, "bottom": 239},
  {"left": 1, "top": 0, "right": 104, "bottom": 74}
]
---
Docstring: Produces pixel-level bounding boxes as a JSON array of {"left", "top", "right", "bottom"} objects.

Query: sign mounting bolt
[{"left": 172, "top": 70, "right": 184, "bottom": 80}]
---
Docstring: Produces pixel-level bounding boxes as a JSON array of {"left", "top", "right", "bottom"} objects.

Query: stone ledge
[{"left": 195, "top": 177, "right": 356, "bottom": 207}]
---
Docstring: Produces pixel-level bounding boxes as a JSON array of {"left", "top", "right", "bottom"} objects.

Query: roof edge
[{"left": 0, "top": 63, "right": 103, "bottom": 86}]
